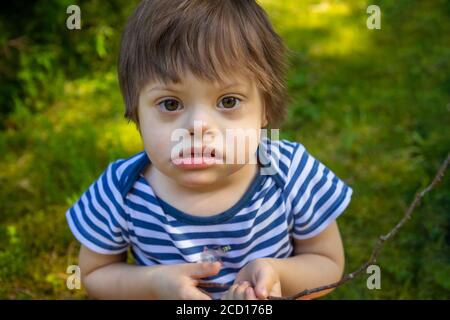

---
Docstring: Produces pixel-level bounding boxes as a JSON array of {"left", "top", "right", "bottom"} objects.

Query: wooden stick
[{"left": 197, "top": 153, "right": 450, "bottom": 300}]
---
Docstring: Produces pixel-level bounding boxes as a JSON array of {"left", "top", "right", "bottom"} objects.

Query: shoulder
[
  {"left": 64, "top": 152, "right": 148, "bottom": 254},
  {"left": 113, "top": 151, "right": 148, "bottom": 192},
  {"left": 261, "top": 138, "right": 352, "bottom": 193},
  {"left": 259, "top": 138, "right": 305, "bottom": 187},
  {"left": 94, "top": 151, "right": 148, "bottom": 200}
]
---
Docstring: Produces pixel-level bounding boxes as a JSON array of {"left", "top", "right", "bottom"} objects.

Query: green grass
[{"left": 0, "top": 0, "right": 448, "bottom": 299}]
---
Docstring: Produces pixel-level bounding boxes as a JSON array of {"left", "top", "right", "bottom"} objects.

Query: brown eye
[
  {"left": 158, "top": 99, "right": 182, "bottom": 112},
  {"left": 219, "top": 96, "right": 241, "bottom": 109}
]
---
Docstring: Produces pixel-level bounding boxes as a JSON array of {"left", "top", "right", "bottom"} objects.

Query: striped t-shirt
[{"left": 66, "top": 138, "right": 353, "bottom": 299}]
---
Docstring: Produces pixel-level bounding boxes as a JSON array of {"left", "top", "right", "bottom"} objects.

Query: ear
[
  {"left": 261, "top": 102, "right": 269, "bottom": 128},
  {"left": 262, "top": 114, "right": 268, "bottom": 128}
]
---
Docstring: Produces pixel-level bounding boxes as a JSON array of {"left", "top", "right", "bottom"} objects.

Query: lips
[
  {"left": 179, "top": 146, "right": 216, "bottom": 158},
  {"left": 172, "top": 145, "right": 219, "bottom": 169}
]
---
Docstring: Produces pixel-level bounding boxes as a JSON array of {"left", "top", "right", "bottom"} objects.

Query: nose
[
  {"left": 186, "top": 105, "right": 215, "bottom": 139},
  {"left": 188, "top": 120, "right": 209, "bottom": 137}
]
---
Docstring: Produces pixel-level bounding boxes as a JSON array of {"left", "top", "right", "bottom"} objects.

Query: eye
[
  {"left": 218, "top": 96, "right": 241, "bottom": 110},
  {"left": 157, "top": 99, "right": 183, "bottom": 112}
]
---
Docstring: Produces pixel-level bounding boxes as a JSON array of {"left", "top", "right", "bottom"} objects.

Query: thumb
[
  {"left": 254, "top": 268, "right": 274, "bottom": 299},
  {"left": 184, "top": 262, "right": 222, "bottom": 279}
]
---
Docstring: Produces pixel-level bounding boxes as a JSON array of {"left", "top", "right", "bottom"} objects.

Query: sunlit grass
[
  {"left": 261, "top": 0, "right": 369, "bottom": 56},
  {"left": 0, "top": 0, "right": 448, "bottom": 299}
]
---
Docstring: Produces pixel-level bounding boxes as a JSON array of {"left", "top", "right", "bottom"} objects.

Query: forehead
[{"left": 145, "top": 69, "right": 256, "bottom": 91}]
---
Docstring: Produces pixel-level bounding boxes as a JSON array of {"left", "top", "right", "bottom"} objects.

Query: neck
[{"left": 146, "top": 162, "right": 259, "bottom": 197}]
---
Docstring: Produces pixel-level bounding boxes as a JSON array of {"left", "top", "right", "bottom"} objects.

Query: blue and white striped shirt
[{"left": 66, "top": 138, "right": 353, "bottom": 299}]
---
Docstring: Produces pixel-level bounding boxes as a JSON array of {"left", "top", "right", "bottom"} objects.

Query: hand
[
  {"left": 150, "top": 261, "right": 221, "bottom": 300},
  {"left": 221, "top": 280, "right": 258, "bottom": 300},
  {"left": 222, "top": 258, "right": 281, "bottom": 300}
]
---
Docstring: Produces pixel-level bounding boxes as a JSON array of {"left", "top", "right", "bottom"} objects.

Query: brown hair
[{"left": 118, "top": 0, "right": 289, "bottom": 128}]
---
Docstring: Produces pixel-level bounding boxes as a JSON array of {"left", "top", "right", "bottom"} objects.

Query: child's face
[{"left": 138, "top": 70, "right": 268, "bottom": 188}]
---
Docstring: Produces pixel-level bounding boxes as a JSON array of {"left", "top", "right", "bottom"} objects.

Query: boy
[{"left": 66, "top": 0, "right": 353, "bottom": 300}]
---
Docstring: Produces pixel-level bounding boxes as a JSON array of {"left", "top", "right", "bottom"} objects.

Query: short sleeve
[
  {"left": 283, "top": 142, "right": 353, "bottom": 239},
  {"left": 65, "top": 161, "right": 130, "bottom": 254}
]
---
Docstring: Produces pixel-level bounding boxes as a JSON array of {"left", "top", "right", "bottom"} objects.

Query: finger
[
  {"left": 244, "top": 286, "right": 258, "bottom": 300},
  {"left": 198, "top": 287, "right": 214, "bottom": 299},
  {"left": 183, "top": 287, "right": 213, "bottom": 300},
  {"left": 268, "top": 281, "right": 282, "bottom": 298},
  {"left": 184, "top": 262, "right": 222, "bottom": 279},
  {"left": 221, "top": 284, "right": 237, "bottom": 300},
  {"left": 233, "top": 282, "right": 251, "bottom": 300},
  {"left": 254, "top": 268, "right": 273, "bottom": 299}
]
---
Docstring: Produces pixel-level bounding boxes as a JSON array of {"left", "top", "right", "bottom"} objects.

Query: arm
[
  {"left": 79, "top": 245, "right": 221, "bottom": 299},
  {"left": 268, "top": 220, "right": 345, "bottom": 299},
  {"left": 79, "top": 245, "right": 158, "bottom": 299},
  {"left": 224, "top": 220, "right": 345, "bottom": 300}
]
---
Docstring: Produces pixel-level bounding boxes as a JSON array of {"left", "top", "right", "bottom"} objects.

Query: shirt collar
[{"left": 119, "top": 138, "right": 278, "bottom": 198}]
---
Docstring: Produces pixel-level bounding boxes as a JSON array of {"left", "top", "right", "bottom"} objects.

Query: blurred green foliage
[
  {"left": 0, "top": 0, "right": 448, "bottom": 299},
  {"left": 0, "top": 0, "right": 135, "bottom": 125}
]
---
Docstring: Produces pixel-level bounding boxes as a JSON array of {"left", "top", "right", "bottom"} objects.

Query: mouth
[
  {"left": 179, "top": 146, "right": 216, "bottom": 158},
  {"left": 172, "top": 146, "right": 219, "bottom": 169}
]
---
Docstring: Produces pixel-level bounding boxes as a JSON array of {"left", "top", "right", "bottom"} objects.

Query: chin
[{"left": 175, "top": 171, "right": 222, "bottom": 188}]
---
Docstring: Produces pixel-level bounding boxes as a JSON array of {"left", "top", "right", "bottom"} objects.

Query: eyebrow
[{"left": 146, "top": 82, "right": 246, "bottom": 93}]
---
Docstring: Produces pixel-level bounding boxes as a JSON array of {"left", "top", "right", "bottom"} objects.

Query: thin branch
[
  {"left": 198, "top": 153, "right": 450, "bottom": 300},
  {"left": 196, "top": 282, "right": 231, "bottom": 289},
  {"left": 270, "top": 153, "right": 450, "bottom": 300}
]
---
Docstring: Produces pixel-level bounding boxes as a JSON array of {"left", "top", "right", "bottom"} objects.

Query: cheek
[
  {"left": 139, "top": 121, "right": 173, "bottom": 162},
  {"left": 221, "top": 109, "right": 263, "bottom": 131},
  {"left": 143, "top": 132, "right": 170, "bottom": 153},
  {"left": 242, "top": 103, "right": 264, "bottom": 128}
]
